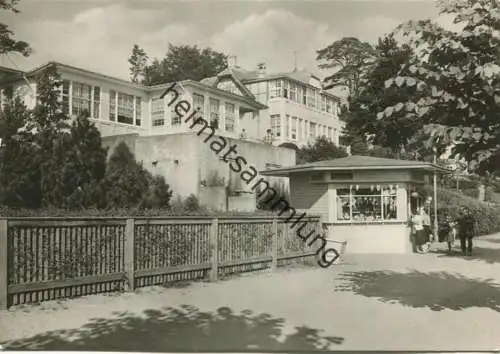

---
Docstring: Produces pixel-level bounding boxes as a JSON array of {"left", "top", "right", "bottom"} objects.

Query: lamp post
[{"left": 432, "top": 146, "right": 438, "bottom": 241}]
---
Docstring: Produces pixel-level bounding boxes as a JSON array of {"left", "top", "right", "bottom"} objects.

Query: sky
[{"left": 1, "top": 0, "right": 456, "bottom": 82}]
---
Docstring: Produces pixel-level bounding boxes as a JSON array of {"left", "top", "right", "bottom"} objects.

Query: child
[{"left": 438, "top": 215, "right": 457, "bottom": 253}]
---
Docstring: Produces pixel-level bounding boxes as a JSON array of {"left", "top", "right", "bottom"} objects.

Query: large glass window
[
  {"left": 170, "top": 104, "right": 181, "bottom": 126},
  {"left": 93, "top": 87, "right": 100, "bottom": 118},
  {"left": 336, "top": 186, "right": 398, "bottom": 222},
  {"left": 291, "top": 116, "right": 297, "bottom": 139},
  {"left": 289, "top": 82, "right": 297, "bottom": 102},
  {"left": 283, "top": 80, "right": 289, "bottom": 99},
  {"left": 271, "top": 114, "right": 281, "bottom": 137},
  {"left": 72, "top": 81, "right": 92, "bottom": 117},
  {"left": 108, "top": 91, "right": 141, "bottom": 126},
  {"left": 135, "top": 97, "right": 142, "bottom": 126},
  {"left": 320, "top": 95, "right": 326, "bottom": 112},
  {"left": 270, "top": 80, "right": 282, "bottom": 98},
  {"left": 61, "top": 80, "right": 100, "bottom": 118},
  {"left": 209, "top": 98, "right": 220, "bottom": 129},
  {"left": 109, "top": 90, "right": 116, "bottom": 121},
  {"left": 309, "top": 122, "right": 316, "bottom": 139},
  {"left": 307, "top": 88, "right": 316, "bottom": 109},
  {"left": 284, "top": 115, "right": 290, "bottom": 138},
  {"left": 193, "top": 93, "right": 205, "bottom": 119},
  {"left": 117, "top": 92, "right": 135, "bottom": 125},
  {"left": 225, "top": 102, "right": 235, "bottom": 132},
  {"left": 151, "top": 97, "right": 165, "bottom": 127}
]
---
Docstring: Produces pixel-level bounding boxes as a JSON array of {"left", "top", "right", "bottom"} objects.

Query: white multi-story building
[
  {"left": 201, "top": 62, "right": 344, "bottom": 148},
  {"left": 0, "top": 61, "right": 343, "bottom": 149},
  {"left": 0, "top": 61, "right": 269, "bottom": 142}
]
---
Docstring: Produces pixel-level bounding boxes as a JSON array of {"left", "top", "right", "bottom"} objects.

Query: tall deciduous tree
[
  {"left": 128, "top": 44, "right": 149, "bottom": 84},
  {"left": 143, "top": 44, "right": 228, "bottom": 85},
  {"left": 316, "top": 37, "right": 376, "bottom": 99},
  {"left": 379, "top": 0, "right": 500, "bottom": 174},
  {"left": 0, "top": 0, "right": 31, "bottom": 56},
  {"left": 345, "top": 35, "right": 424, "bottom": 152}
]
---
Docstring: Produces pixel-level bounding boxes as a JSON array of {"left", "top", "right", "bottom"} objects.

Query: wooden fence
[{"left": 0, "top": 215, "right": 321, "bottom": 309}]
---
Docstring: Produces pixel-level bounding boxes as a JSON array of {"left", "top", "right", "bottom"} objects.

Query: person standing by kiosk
[
  {"left": 422, "top": 207, "right": 432, "bottom": 252},
  {"left": 457, "top": 207, "right": 476, "bottom": 256}
]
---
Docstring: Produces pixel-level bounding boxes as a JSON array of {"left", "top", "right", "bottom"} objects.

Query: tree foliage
[
  {"left": 0, "top": 65, "right": 174, "bottom": 211},
  {"left": 316, "top": 37, "right": 376, "bottom": 98},
  {"left": 296, "top": 136, "right": 348, "bottom": 164},
  {"left": 101, "top": 142, "right": 173, "bottom": 209},
  {"left": 128, "top": 44, "right": 149, "bottom": 84},
  {"left": 344, "top": 35, "right": 423, "bottom": 152},
  {"left": 143, "top": 44, "right": 228, "bottom": 85},
  {"left": 0, "top": 98, "right": 40, "bottom": 208},
  {"left": 378, "top": 0, "right": 500, "bottom": 174},
  {"left": 0, "top": 0, "right": 31, "bottom": 56}
]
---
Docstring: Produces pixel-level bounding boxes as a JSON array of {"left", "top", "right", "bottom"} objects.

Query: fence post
[
  {"left": 271, "top": 217, "right": 278, "bottom": 271},
  {"left": 0, "top": 219, "right": 7, "bottom": 310},
  {"left": 124, "top": 218, "right": 135, "bottom": 292},
  {"left": 210, "top": 218, "right": 219, "bottom": 282}
]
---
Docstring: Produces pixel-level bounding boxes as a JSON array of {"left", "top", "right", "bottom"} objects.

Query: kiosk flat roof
[{"left": 260, "top": 155, "right": 452, "bottom": 177}]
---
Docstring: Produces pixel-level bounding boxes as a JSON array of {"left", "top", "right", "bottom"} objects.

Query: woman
[
  {"left": 411, "top": 207, "right": 427, "bottom": 253},
  {"left": 421, "top": 207, "right": 432, "bottom": 252}
]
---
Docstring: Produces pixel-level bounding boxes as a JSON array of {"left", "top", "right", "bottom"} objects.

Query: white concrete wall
[{"left": 324, "top": 223, "right": 412, "bottom": 254}]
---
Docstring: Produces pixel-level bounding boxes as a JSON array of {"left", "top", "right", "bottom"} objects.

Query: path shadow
[
  {"left": 483, "top": 238, "right": 500, "bottom": 245},
  {"left": 430, "top": 246, "right": 500, "bottom": 264},
  {"left": 335, "top": 270, "right": 500, "bottom": 312},
  {"left": 1, "top": 305, "right": 344, "bottom": 351}
]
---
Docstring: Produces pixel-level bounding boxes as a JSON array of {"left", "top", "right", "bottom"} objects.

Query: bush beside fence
[
  {"left": 422, "top": 186, "right": 500, "bottom": 235},
  {"left": 0, "top": 215, "right": 320, "bottom": 309}
]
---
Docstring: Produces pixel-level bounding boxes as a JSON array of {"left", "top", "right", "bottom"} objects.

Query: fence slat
[
  {"left": 210, "top": 218, "right": 219, "bottom": 282},
  {"left": 271, "top": 217, "right": 278, "bottom": 271},
  {"left": 0, "top": 219, "right": 7, "bottom": 310},
  {"left": 124, "top": 219, "right": 135, "bottom": 291}
]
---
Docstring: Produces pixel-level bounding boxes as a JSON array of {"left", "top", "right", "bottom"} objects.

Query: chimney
[
  {"left": 228, "top": 55, "right": 237, "bottom": 69},
  {"left": 257, "top": 62, "right": 267, "bottom": 78}
]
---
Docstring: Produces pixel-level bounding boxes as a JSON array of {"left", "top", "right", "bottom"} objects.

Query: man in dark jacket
[{"left": 457, "top": 207, "right": 476, "bottom": 256}]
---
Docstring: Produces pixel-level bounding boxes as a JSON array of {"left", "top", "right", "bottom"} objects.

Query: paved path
[{"left": 1, "top": 233, "right": 500, "bottom": 351}]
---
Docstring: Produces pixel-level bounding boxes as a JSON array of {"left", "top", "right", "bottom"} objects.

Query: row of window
[
  {"left": 61, "top": 80, "right": 143, "bottom": 127},
  {"left": 263, "top": 80, "right": 337, "bottom": 115},
  {"left": 270, "top": 114, "right": 338, "bottom": 142},
  {"left": 2, "top": 80, "right": 238, "bottom": 131},
  {"left": 153, "top": 93, "right": 236, "bottom": 132},
  {"left": 337, "top": 186, "right": 398, "bottom": 222}
]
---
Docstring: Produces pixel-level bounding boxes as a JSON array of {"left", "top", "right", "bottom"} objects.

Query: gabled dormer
[{"left": 201, "top": 68, "right": 256, "bottom": 100}]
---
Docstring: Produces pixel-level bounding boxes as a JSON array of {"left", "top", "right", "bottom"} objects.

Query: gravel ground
[{"left": 1, "top": 234, "right": 500, "bottom": 351}]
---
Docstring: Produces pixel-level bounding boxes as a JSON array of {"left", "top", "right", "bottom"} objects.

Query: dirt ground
[{"left": 1, "top": 233, "right": 500, "bottom": 351}]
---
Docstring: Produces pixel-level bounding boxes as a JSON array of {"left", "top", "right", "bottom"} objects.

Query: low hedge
[
  {"left": 0, "top": 206, "right": 277, "bottom": 218},
  {"left": 422, "top": 186, "right": 500, "bottom": 236}
]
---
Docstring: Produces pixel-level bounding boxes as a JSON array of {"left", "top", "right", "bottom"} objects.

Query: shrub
[{"left": 422, "top": 185, "right": 500, "bottom": 236}]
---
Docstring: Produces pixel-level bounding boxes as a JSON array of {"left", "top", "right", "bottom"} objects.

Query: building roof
[
  {"left": 260, "top": 155, "right": 452, "bottom": 177},
  {"left": 0, "top": 61, "right": 267, "bottom": 110},
  {"left": 201, "top": 66, "right": 341, "bottom": 102}
]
